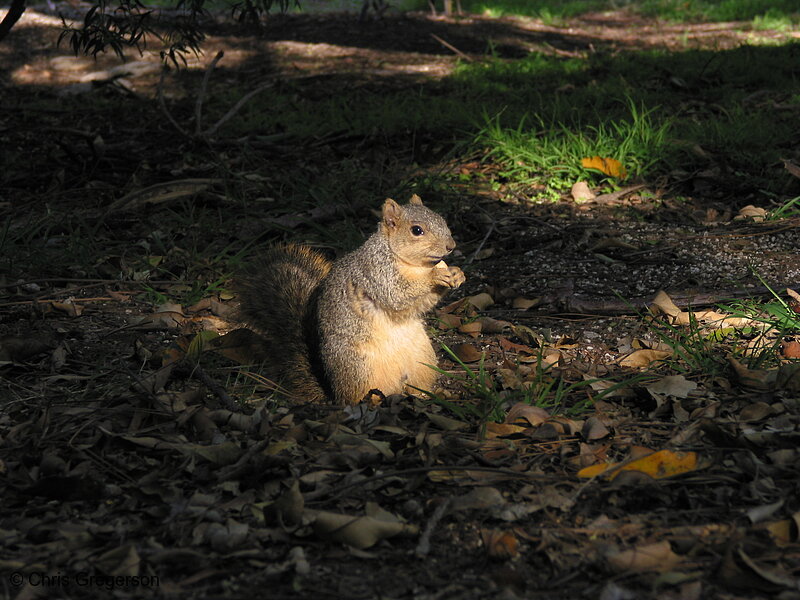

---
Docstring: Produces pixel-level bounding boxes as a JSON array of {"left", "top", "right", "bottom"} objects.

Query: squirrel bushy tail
[{"left": 237, "top": 244, "right": 331, "bottom": 402}]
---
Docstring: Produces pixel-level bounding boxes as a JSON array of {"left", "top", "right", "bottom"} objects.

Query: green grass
[
  {"left": 455, "top": 0, "right": 800, "bottom": 24},
  {"left": 478, "top": 99, "right": 672, "bottom": 197}
]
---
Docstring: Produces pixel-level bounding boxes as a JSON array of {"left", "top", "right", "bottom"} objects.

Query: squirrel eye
[{"left": 411, "top": 225, "right": 424, "bottom": 236}]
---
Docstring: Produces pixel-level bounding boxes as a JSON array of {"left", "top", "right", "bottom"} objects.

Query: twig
[
  {"left": 304, "top": 465, "right": 557, "bottom": 503},
  {"left": 196, "top": 51, "right": 225, "bottom": 137},
  {"left": 203, "top": 82, "right": 274, "bottom": 137},
  {"left": 415, "top": 497, "right": 451, "bottom": 557},
  {"left": 106, "top": 178, "right": 219, "bottom": 213},
  {"left": 190, "top": 364, "right": 240, "bottom": 412},
  {"left": 465, "top": 221, "right": 495, "bottom": 266},
  {"left": 216, "top": 439, "right": 272, "bottom": 482},
  {"left": 157, "top": 66, "right": 189, "bottom": 138},
  {"left": 0, "top": 296, "right": 116, "bottom": 308},
  {"left": 430, "top": 33, "right": 473, "bottom": 62}
]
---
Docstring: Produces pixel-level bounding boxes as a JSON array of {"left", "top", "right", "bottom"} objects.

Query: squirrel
[{"left": 237, "top": 195, "right": 465, "bottom": 405}]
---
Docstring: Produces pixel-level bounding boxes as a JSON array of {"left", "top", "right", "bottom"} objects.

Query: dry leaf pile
[{"left": 1, "top": 282, "right": 799, "bottom": 599}]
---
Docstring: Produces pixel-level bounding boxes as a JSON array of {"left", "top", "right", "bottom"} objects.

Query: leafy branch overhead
[{"left": 5, "top": 0, "right": 295, "bottom": 62}]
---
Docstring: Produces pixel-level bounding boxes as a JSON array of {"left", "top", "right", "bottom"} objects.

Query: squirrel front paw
[{"left": 434, "top": 265, "right": 465, "bottom": 289}]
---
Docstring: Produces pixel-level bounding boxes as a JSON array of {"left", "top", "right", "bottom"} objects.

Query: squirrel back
[
  {"left": 237, "top": 244, "right": 331, "bottom": 402},
  {"left": 238, "top": 196, "right": 465, "bottom": 404}
]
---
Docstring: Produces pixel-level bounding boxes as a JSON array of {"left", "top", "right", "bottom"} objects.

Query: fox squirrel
[{"left": 238, "top": 195, "right": 465, "bottom": 405}]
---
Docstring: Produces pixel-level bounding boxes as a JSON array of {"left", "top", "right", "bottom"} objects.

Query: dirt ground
[{"left": 1, "top": 6, "right": 800, "bottom": 600}]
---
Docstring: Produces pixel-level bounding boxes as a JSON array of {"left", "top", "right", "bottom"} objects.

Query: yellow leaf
[
  {"left": 577, "top": 463, "right": 614, "bottom": 478},
  {"left": 578, "top": 449, "right": 698, "bottom": 480},
  {"left": 581, "top": 156, "right": 628, "bottom": 178}
]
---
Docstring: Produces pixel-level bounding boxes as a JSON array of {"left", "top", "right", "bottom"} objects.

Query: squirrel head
[{"left": 380, "top": 195, "right": 456, "bottom": 267}]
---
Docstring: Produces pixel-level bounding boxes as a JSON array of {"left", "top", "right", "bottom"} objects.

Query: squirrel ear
[
  {"left": 409, "top": 194, "right": 423, "bottom": 206},
  {"left": 382, "top": 198, "right": 402, "bottom": 229}
]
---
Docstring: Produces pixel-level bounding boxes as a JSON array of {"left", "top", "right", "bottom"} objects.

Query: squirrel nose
[{"left": 445, "top": 237, "right": 456, "bottom": 253}]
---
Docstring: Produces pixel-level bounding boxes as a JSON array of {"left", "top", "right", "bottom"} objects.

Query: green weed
[
  {"left": 768, "top": 196, "right": 800, "bottom": 220},
  {"left": 647, "top": 312, "right": 730, "bottom": 376},
  {"left": 477, "top": 99, "right": 672, "bottom": 199}
]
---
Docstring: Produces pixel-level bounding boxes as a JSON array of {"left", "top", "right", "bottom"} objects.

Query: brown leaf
[
  {"left": 451, "top": 343, "right": 483, "bottom": 363},
  {"left": 478, "top": 316, "right": 512, "bottom": 334},
  {"left": 50, "top": 299, "right": 84, "bottom": 317},
  {"left": 780, "top": 340, "right": 800, "bottom": 359},
  {"left": 619, "top": 349, "right": 671, "bottom": 368},
  {"left": 729, "top": 357, "right": 775, "bottom": 392},
  {"left": 606, "top": 540, "right": 681, "bottom": 573},
  {"left": 309, "top": 510, "right": 418, "bottom": 549},
  {"left": 436, "top": 312, "right": 462, "bottom": 330},
  {"left": 581, "top": 416, "right": 611, "bottom": 441},
  {"left": 786, "top": 288, "right": 800, "bottom": 314},
  {"left": 498, "top": 336, "right": 537, "bottom": 355},
  {"left": 782, "top": 158, "right": 800, "bottom": 179},
  {"left": 485, "top": 422, "right": 527, "bottom": 438},
  {"left": 458, "top": 320, "right": 482, "bottom": 338},
  {"left": 505, "top": 403, "right": 549, "bottom": 427},
  {"left": 646, "top": 375, "right": 698, "bottom": 399},
  {"left": 735, "top": 205, "right": 767, "bottom": 222},
  {"left": 739, "top": 401, "right": 773, "bottom": 422},
  {"left": 466, "top": 292, "right": 494, "bottom": 310},
  {"left": 571, "top": 180, "right": 596, "bottom": 202},
  {"left": 512, "top": 296, "right": 540, "bottom": 310},
  {"left": 480, "top": 528, "right": 520, "bottom": 559}
]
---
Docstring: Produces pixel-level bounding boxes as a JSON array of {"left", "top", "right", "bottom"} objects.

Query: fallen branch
[{"left": 430, "top": 33, "right": 473, "bottom": 62}]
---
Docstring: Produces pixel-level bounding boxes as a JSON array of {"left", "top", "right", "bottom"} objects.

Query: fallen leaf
[
  {"left": 451, "top": 487, "right": 506, "bottom": 511},
  {"left": 786, "top": 288, "right": 800, "bottom": 314},
  {"left": 505, "top": 403, "right": 549, "bottom": 427},
  {"left": 606, "top": 540, "right": 681, "bottom": 573},
  {"left": 458, "top": 320, "right": 482, "bottom": 337},
  {"left": 451, "top": 343, "right": 483, "bottom": 363},
  {"left": 308, "top": 510, "right": 418, "bottom": 549},
  {"left": 739, "top": 402, "right": 773, "bottom": 422},
  {"left": 650, "top": 290, "right": 682, "bottom": 319},
  {"left": 478, "top": 316, "right": 512, "bottom": 333},
  {"left": 783, "top": 158, "right": 800, "bottom": 179},
  {"left": 466, "top": 292, "right": 494, "bottom": 310},
  {"left": 735, "top": 205, "right": 767, "bottom": 222},
  {"left": 498, "top": 336, "right": 537, "bottom": 355},
  {"left": 581, "top": 416, "right": 611, "bottom": 441},
  {"left": 571, "top": 180, "right": 596, "bottom": 202},
  {"left": 646, "top": 375, "right": 698, "bottom": 399},
  {"left": 512, "top": 296, "right": 539, "bottom": 310},
  {"left": 781, "top": 340, "right": 800, "bottom": 359},
  {"left": 729, "top": 357, "right": 775, "bottom": 392},
  {"left": 577, "top": 449, "right": 699, "bottom": 481},
  {"left": 485, "top": 422, "right": 527, "bottom": 438},
  {"left": 581, "top": 156, "right": 627, "bottom": 178},
  {"left": 619, "top": 349, "right": 671, "bottom": 368},
  {"left": 480, "top": 528, "right": 520, "bottom": 559},
  {"left": 436, "top": 313, "right": 462, "bottom": 330},
  {"left": 50, "top": 299, "right": 84, "bottom": 317}
]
